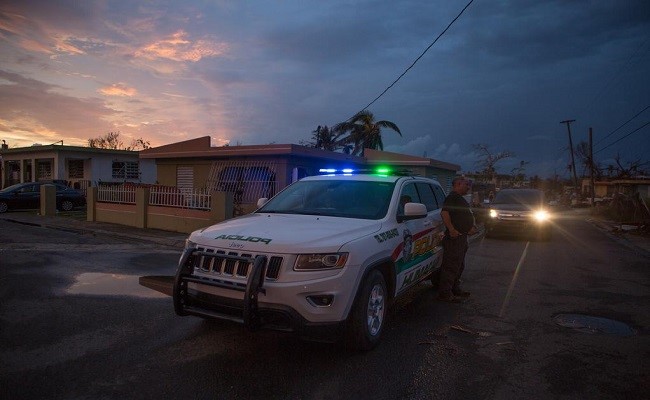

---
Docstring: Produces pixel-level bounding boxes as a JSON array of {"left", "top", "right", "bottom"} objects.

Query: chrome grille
[{"left": 191, "top": 246, "right": 283, "bottom": 280}]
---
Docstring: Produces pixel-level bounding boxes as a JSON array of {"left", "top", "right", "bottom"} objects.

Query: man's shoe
[
  {"left": 436, "top": 295, "right": 463, "bottom": 303},
  {"left": 453, "top": 290, "right": 471, "bottom": 297}
]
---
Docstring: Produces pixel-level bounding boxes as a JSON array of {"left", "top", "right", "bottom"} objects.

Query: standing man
[{"left": 437, "top": 177, "right": 477, "bottom": 302}]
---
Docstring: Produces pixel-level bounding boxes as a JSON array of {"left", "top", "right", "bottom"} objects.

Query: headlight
[
  {"left": 184, "top": 239, "right": 198, "bottom": 250},
  {"left": 534, "top": 210, "right": 549, "bottom": 222},
  {"left": 295, "top": 253, "right": 348, "bottom": 271},
  {"left": 489, "top": 209, "right": 498, "bottom": 218}
]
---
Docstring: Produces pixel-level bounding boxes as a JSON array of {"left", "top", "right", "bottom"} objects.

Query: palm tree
[
  {"left": 333, "top": 110, "right": 402, "bottom": 156},
  {"left": 309, "top": 125, "right": 347, "bottom": 151}
]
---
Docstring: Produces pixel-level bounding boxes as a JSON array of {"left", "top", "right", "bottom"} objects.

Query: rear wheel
[
  {"left": 345, "top": 269, "right": 387, "bottom": 351},
  {"left": 0, "top": 202, "right": 7, "bottom": 213}
]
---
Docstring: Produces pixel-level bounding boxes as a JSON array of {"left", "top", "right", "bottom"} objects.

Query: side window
[
  {"left": 415, "top": 182, "right": 438, "bottom": 211},
  {"left": 20, "top": 184, "right": 38, "bottom": 193},
  {"left": 398, "top": 183, "right": 420, "bottom": 214},
  {"left": 431, "top": 184, "right": 447, "bottom": 208}
]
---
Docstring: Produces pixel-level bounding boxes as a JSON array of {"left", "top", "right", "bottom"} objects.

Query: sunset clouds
[{"left": 0, "top": 1, "right": 648, "bottom": 177}]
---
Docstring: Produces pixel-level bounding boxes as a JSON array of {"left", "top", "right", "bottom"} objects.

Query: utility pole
[
  {"left": 560, "top": 119, "right": 578, "bottom": 197},
  {"left": 589, "top": 127, "right": 595, "bottom": 206}
]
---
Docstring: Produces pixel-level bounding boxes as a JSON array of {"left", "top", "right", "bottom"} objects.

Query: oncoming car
[
  {"left": 485, "top": 188, "right": 552, "bottom": 240},
  {"left": 173, "top": 168, "right": 447, "bottom": 350},
  {"left": 0, "top": 182, "right": 86, "bottom": 213}
]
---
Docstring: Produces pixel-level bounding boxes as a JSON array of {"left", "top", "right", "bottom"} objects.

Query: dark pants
[{"left": 438, "top": 235, "right": 468, "bottom": 297}]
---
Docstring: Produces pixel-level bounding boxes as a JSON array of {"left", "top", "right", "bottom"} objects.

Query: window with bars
[
  {"left": 68, "top": 159, "right": 84, "bottom": 179},
  {"left": 37, "top": 161, "right": 52, "bottom": 180},
  {"left": 217, "top": 166, "right": 276, "bottom": 203},
  {"left": 112, "top": 161, "right": 139, "bottom": 179}
]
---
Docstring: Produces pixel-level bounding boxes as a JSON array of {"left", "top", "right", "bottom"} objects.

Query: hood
[
  {"left": 490, "top": 203, "right": 542, "bottom": 212},
  {"left": 190, "top": 213, "right": 383, "bottom": 253}
]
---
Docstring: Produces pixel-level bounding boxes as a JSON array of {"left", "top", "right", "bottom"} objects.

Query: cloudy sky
[{"left": 1, "top": 0, "right": 648, "bottom": 178}]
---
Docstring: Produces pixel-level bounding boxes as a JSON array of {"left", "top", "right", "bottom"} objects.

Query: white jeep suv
[{"left": 173, "top": 169, "right": 447, "bottom": 350}]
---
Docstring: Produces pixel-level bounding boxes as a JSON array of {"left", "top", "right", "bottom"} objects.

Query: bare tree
[
  {"left": 88, "top": 132, "right": 150, "bottom": 150},
  {"left": 473, "top": 144, "right": 514, "bottom": 183},
  {"left": 128, "top": 137, "right": 151, "bottom": 151},
  {"left": 612, "top": 155, "right": 646, "bottom": 179},
  {"left": 88, "top": 132, "right": 123, "bottom": 149}
]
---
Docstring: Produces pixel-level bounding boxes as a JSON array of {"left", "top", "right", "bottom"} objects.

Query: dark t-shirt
[{"left": 442, "top": 191, "right": 475, "bottom": 235}]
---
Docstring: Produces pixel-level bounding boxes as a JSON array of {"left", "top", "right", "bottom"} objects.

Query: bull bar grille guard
[{"left": 173, "top": 248, "right": 269, "bottom": 331}]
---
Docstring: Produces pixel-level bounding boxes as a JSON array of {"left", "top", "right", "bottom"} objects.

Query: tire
[
  {"left": 60, "top": 200, "right": 74, "bottom": 212},
  {"left": 0, "top": 202, "right": 7, "bottom": 213},
  {"left": 345, "top": 269, "right": 387, "bottom": 351}
]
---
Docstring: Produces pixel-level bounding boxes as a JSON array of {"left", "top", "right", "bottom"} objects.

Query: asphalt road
[{"left": 0, "top": 211, "right": 648, "bottom": 400}]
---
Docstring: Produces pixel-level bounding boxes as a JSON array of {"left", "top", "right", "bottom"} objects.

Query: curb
[{"left": 1, "top": 216, "right": 187, "bottom": 249}]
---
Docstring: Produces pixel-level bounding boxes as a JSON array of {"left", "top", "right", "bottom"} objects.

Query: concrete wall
[{"left": 87, "top": 186, "right": 234, "bottom": 233}]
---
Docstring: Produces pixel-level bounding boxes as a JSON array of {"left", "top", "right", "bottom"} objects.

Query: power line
[
  {"left": 594, "top": 121, "right": 650, "bottom": 155},
  {"left": 594, "top": 104, "right": 650, "bottom": 146},
  {"left": 358, "top": 0, "right": 475, "bottom": 113}
]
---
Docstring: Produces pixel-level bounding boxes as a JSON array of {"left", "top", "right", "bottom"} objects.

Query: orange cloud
[
  {"left": 135, "top": 30, "right": 228, "bottom": 62},
  {"left": 99, "top": 83, "right": 137, "bottom": 97},
  {"left": 52, "top": 35, "right": 84, "bottom": 55}
]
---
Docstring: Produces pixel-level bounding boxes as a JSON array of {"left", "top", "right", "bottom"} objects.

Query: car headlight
[
  {"left": 295, "top": 253, "right": 348, "bottom": 271},
  {"left": 534, "top": 210, "right": 549, "bottom": 222},
  {"left": 184, "top": 239, "right": 198, "bottom": 250},
  {"left": 489, "top": 209, "right": 498, "bottom": 218}
]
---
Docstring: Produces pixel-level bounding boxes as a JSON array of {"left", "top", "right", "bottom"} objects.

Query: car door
[
  {"left": 16, "top": 184, "right": 41, "bottom": 210},
  {"left": 414, "top": 181, "right": 445, "bottom": 270},
  {"left": 394, "top": 181, "right": 440, "bottom": 294}
]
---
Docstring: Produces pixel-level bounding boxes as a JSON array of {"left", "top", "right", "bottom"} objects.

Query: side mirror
[
  {"left": 256, "top": 198, "right": 269, "bottom": 208},
  {"left": 398, "top": 202, "right": 427, "bottom": 222}
]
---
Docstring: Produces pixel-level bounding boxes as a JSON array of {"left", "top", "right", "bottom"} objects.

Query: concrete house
[
  {"left": 0, "top": 143, "right": 157, "bottom": 191},
  {"left": 139, "top": 137, "right": 460, "bottom": 214}
]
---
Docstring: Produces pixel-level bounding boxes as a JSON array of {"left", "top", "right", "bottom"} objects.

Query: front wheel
[
  {"left": 59, "top": 200, "right": 74, "bottom": 212},
  {"left": 0, "top": 201, "right": 8, "bottom": 213},
  {"left": 345, "top": 269, "right": 387, "bottom": 351}
]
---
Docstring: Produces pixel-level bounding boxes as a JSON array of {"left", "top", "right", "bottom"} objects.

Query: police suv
[{"left": 173, "top": 168, "right": 447, "bottom": 350}]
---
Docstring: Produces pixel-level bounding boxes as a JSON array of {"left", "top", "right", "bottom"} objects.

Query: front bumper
[
  {"left": 172, "top": 248, "right": 352, "bottom": 339},
  {"left": 486, "top": 214, "right": 551, "bottom": 236}
]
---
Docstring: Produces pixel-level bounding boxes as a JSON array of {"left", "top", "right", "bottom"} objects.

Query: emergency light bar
[{"left": 318, "top": 166, "right": 413, "bottom": 176}]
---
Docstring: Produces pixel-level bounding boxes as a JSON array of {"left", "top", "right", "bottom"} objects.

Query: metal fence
[
  {"left": 150, "top": 186, "right": 211, "bottom": 210},
  {"left": 97, "top": 184, "right": 136, "bottom": 204},
  {"left": 96, "top": 184, "right": 211, "bottom": 210}
]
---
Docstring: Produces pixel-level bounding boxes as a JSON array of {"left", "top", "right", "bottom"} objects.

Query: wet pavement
[{"left": 0, "top": 210, "right": 188, "bottom": 249}]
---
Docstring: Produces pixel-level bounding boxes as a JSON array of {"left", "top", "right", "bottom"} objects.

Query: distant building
[{"left": 0, "top": 144, "right": 156, "bottom": 191}]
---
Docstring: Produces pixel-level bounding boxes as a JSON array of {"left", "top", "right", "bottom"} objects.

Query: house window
[
  {"left": 68, "top": 160, "right": 84, "bottom": 179},
  {"left": 112, "top": 161, "right": 139, "bottom": 180},
  {"left": 37, "top": 161, "right": 52, "bottom": 180}
]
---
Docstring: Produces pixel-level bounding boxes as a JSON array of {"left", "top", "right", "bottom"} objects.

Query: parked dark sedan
[
  {"left": 485, "top": 188, "right": 552, "bottom": 240},
  {"left": 0, "top": 182, "right": 86, "bottom": 213}
]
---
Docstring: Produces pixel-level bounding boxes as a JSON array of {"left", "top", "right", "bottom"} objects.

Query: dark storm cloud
[{"left": 459, "top": 0, "right": 649, "bottom": 68}]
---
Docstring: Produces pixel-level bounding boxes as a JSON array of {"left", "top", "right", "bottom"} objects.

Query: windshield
[
  {"left": 257, "top": 179, "right": 395, "bottom": 220},
  {"left": 493, "top": 190, "right": 544, "bottom": 205}
]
